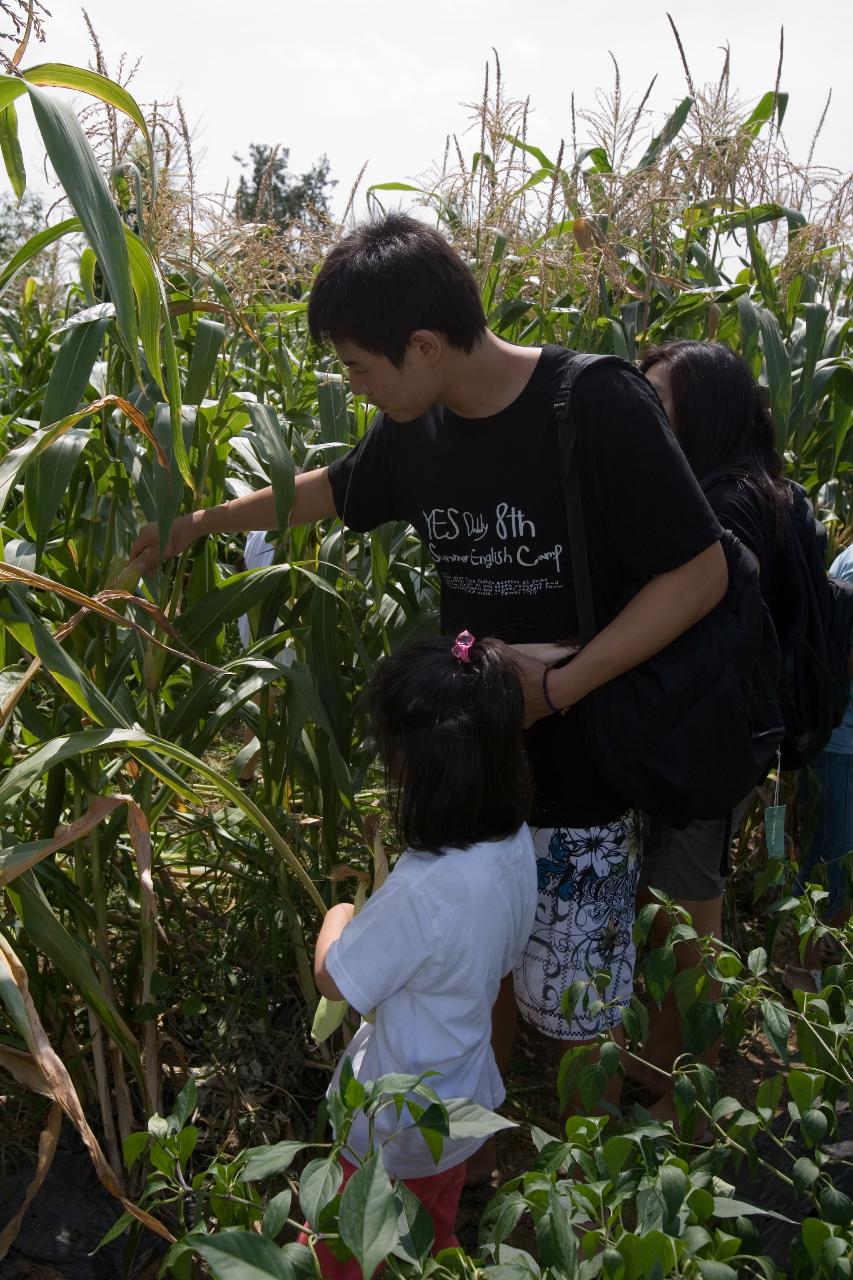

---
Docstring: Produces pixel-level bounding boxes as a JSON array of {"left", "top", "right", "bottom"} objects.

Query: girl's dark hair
[
  {"left": 307, "top": 213, "right": 487, "bottom": 367},
  {"left": 367, "top": 635, "right": 530, "bottom": 852},
  {"left": 640, "top": 340, "right": 789, "bottom": 528}
]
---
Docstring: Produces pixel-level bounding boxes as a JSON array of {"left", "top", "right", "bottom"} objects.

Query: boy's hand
[
  {"left": 129, "top": 512, "right": 202, "bottom": 575},
  {"left": 511, "top": 641, "right": 578, "bottom": 666},
  {"left": 498, "top": 642, "right": 579, "bottom": 727},
  {"left": 508, "top": 647, "right": 553, "bottom": 727}
]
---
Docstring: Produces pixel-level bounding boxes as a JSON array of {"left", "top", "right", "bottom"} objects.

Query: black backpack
[
  {"left": 766, "top": 483, "right": 853, "bottom": 769},
  {"left": 555, "top": 353, "right": 784, "bottom": 827}
]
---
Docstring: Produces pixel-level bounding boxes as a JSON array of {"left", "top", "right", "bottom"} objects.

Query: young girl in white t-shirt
[{"left": 311, "top": 631, "right": 537, "bottom": 1274}]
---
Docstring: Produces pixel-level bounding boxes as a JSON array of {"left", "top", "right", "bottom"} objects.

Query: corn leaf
[
  {"left": 0, "top": 76, "right": 26, "bottom": 113},
  {"left": 176, "top": 564, "right": 293, "bottom": 649},
  {"left": 126, "top": 228, "right": 192, "bottom": 488},
  {"left": 745, "top": 217, "right": 781, "bottom": 320},
  {"left": 123, "top": 227, "right": 165, "bottom": 396},
  {"left": 316, "top": 377, "right": 349, "bottom": 444},
  {"left": 149, "top": 403, "right": 191, "bottom": 553},
  {"left": 247, "top": 402, "right": 295, "bottom": 536},
  {"left": 0, "top": 588, "right": 130, "bottom": 727},
  {"left": 5, "top": 872, "right": 145, "bottom": 1080},
  {"left": 741, "top": 90, "right": 789, "bottom": 141},
  {"left": 184, "top": 317, "right": 225, "bottom": 404},
  {"left": 755, "top": 305, "right": 792, "bottom": 448},
  {"left": 23, "top": 63, "right": 149, "bottom": 140},
  {"left": 0, "top": 795, "right": 129, "bottom": 887},
  {"left": 25, "top": 84, "right": 139, "bottom": 380},
  {"left": 0, "top": 1102, "right": 61, "bottom": 1260},
  {"left": 0, "top": 101, "right": 25, "bottom": 200},
  {"left": 167, "top": 659, "right": 286, "bottom": 760},
  {"left": 40, "top": 317, "right": 111, "bottom": 427},
  {"left": 791, "top": 303, "right": 830, "bottom": 438},
  {"left": 0, "top": 216, "right": 81, "bottom": 298},
  {"left": 23, "top": 428, "right": 91, "bottom": 560},
  {"left": 500, "top": 133, "right": 555, "bottom": 170},
  {"left": 0, "top": 396, "right": 166, "bottom": 515},
  {"left": 0, "top": 936, "right": 174, "bottom": 1243},
  {"left": 634, "top": 97, "right": 692, "bottom": 170},
  {"left": 736, "top": 294, "right": 761, "bottom": 376}
]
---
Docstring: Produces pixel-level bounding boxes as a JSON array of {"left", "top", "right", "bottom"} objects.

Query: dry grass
[{"left": 403, "top": 33, "right": 851, "bottom": 321}]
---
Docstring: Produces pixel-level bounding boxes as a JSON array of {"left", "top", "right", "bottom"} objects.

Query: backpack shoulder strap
[
  {"left": 554, "top": 352, "right": 629, "bottom": 646},
  {"left": 699, "top": 465, "right": 753, "bottom": 496}
]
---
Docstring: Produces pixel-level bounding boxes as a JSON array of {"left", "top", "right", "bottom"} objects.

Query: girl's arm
[{"left": 314, "top": 902, "right": 356, "bottom": 1000}]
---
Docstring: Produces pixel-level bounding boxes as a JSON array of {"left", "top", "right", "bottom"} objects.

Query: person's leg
[
  {"left": 237, "top": 531, "right": 278, "bottom": 785},
  {"left": 514, "top": 815, "right": 642, "bottom": 1120},
  {"left": 631, "top": 807, "right": 748, "bottom": 1109},
  {"left": 491, "top": 971, "right": 518, "bottom": 1075},
  {"left": 559, "top": 1021, "right": 627, "bottom": 1118},
  {"left": 631, "top": 891, "right": 723, "bottom": 1127},
  {"left": 464, "top": 973, "right": 517, "bottom": 1184},
  {"left": 786, "top": 752, "right": 853, "bottom": 993},
  {"left": 633, "top": 888, "right": 722, "bottom": 1077},
  {"left": 403, "top": 1162, "right": 467, "bottom": 1253}
]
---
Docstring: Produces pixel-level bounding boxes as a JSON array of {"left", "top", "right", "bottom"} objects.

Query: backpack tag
[{"left": 765, "top": 805, "right": 786, "bottom": 859}]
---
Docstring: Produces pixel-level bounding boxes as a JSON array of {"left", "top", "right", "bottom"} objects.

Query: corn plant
[{"left": 0, "top": 21, "right": 850, "bottom": 1270}]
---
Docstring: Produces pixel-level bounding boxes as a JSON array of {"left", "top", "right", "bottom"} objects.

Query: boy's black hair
[
  {"left": 307, "top": 213, "right": 487, "bottom": 367},
  {"left": 367, "top": 635, "right": 530, "bottom": 852},
  {"left": 641, "top": 339, "right": 789, "bottom": 534}
]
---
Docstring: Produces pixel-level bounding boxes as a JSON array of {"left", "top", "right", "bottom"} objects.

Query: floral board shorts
[{"left": 513, "top": 814, "right": 642, "bottom": 1041}]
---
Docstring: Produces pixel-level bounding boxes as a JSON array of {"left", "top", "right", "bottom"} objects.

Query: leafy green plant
[
  {"left": 106, "top": 1066, "right": 513, "bottom": 1279},
  {"left": 0, "top": 19, "right": 850, "bottom": 1276}
]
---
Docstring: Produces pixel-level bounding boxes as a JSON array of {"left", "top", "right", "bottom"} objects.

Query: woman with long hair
[{"left": 635, "top": 340, "right": 790, "bottom": 1122}]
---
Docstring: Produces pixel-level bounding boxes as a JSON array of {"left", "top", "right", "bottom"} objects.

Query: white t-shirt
[
  {"left": 238, "top": 531, "right": 276, "bottom": 648},
  {"left": 325, "top": 825, "right": 537, "bottom": 1177}
]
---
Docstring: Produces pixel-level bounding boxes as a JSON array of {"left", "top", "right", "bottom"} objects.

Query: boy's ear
[{"left": 407, "top": 329, "right": 444, "bottom": 366}]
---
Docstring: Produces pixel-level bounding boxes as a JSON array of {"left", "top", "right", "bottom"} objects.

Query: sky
[{"left": 11, "top": 0, "right": 853, "bottom": 219}]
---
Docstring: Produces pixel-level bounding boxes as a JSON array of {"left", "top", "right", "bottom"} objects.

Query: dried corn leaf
[
  {"left": 0, "top": 1101, "right": 62, "bottom": 1261},
  {"left": 0, "top": 935, "right": 175, "bottom": 1243}
]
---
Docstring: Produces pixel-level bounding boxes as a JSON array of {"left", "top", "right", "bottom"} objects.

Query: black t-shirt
[
  {"left": 704, "top": 475, "right": 783, "bottom": 629},
  {"left": 328, "top": 346, "right": 722, "bottom": 827}
]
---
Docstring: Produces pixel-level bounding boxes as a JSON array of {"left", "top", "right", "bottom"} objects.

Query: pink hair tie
[{"left": 451, "top": 630, "right": 475, "bottom": 662}]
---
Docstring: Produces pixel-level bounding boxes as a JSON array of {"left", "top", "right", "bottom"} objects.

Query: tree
[
  {"left": 0, "top": 190, "right": 45, "bottom": 262},
  {"left": 234, "top": 144, "right": 334, "bottom": 236}
]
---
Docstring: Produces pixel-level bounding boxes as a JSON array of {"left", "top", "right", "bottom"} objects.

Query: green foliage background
[{"left": 0, "top": 39, "right": 850, "bottom": 1279}]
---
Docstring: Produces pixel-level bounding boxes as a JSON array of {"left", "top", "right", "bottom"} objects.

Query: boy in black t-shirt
[{"left": 131, "top": 214, "right": 726, "bottom": 1127}]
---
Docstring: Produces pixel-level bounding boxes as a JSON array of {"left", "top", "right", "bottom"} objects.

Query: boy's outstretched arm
[
  {"left": 314, "top": 903, "right": 355, "bottom": 1001},
  {"left": 129, "top": 466, "right": 336, "bottom": 574},
  {"left": 514, "top": 540, "right": 728, "bottom": 725}
]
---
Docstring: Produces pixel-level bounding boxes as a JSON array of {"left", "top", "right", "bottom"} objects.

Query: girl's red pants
[{"left": 298, "top": 1155, "right": 466, "bottom": 1278}]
